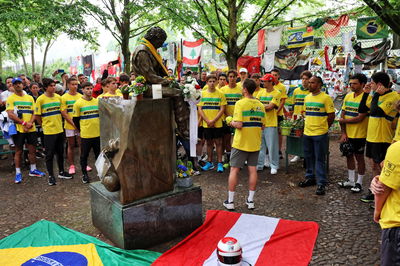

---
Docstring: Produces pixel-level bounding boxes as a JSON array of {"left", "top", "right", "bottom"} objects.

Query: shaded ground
[{"left": 0, "top": 137, "right": 380, "bottom": 265}]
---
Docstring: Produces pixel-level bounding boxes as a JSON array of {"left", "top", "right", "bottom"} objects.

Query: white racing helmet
[{"left": 217, "top": 237, "right": 242, "bottom": 266}]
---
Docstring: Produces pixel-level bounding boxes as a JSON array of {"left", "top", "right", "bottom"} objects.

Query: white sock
[
  {"left": 16, "top": 168, "right": 21, "bottom": 174},
  {"left": 248, "top": 190, "right": 255, "bottom": 202},
  {"left": 357, "top": 174, "right": 364, "bottom": 186},
  {"left": 30, "top": 164, "right": 36, "bottom": 171},
  {"left": 348, "top": 169, "right": 355, "bottom": 183},
  {"left": 228, "top": 191, "right": 235, "bottom": 203}
]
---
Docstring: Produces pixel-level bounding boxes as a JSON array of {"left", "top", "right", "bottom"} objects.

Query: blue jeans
[
  {"left": 257, "top": 127, "right": 279, "bottom": 170},
  {"left": 303, "top": 134, "right": 328, "bottom": 186}
]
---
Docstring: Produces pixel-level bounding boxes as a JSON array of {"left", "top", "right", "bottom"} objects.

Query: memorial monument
[{"left": 89, "top": 26, "right": 202, "bottom": 249}]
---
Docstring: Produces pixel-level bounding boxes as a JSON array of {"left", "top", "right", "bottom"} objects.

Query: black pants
[
  {"left": 80, "top": 137, "right": 100, "bottom": 175},
  {"left": 381, "top": 227, "right": 400, "bottom": 266},
  {"left": 44, "top": 133, "right": 65, "bottom": 177}
]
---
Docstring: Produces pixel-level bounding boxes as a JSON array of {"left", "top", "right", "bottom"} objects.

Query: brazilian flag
[
  {"left": 356, "top": 17, "right": 388, "bottom": 39},
  {"left": 0, "top": 220, "right": 161, "bottom": 265}
]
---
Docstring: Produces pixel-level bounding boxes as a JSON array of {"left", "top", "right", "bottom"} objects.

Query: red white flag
[
  {"left": 182, "top": 39, "right": 204, "bottom": 65},
  {"left": 258, "top": 29, "right": 266, "bottom": 55},
  {"left": 153, "top": 210, "right": 319, "bottom": 266}
]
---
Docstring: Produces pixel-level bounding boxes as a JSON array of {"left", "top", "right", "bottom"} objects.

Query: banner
[
  {"left": 353, "top": 40, "right": 391, "bottom": 66},
  {"left": 356, "top": 17, "right": 388, "bottom": 40},
  {"left": 0, "top": 220, "right": 160, "bottom": 265},
  {"left": 258, "top": 29, "right": 266, "bottom": 55},
  {"left": 287, "top": 26, "right": 314, "bottom": 48},
  {"left": 324, "top": 14, "right": 349, "bottom": 37},
  {"left": 388, "top": 56, "right": 400, "bottom": 69},
  {"left": 237, "top": 56, "right": 261, "bottom": 75},
  {"left": 274, "top": 47, "right": 310, "bottom": 80},
  {"left": 153, "top": 210, "right": 318, "bottom": 266},
  {"left": 182, "top": 39, "right": 204, "bottom": 65},
  {"left": 265, "top": 26, "right": 284, "bottom": 52},
  {"left": 82, "top": 55, "right": 93, "bottom": 77}
]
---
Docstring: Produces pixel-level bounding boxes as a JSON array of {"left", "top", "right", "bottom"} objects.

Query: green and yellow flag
[
  {"left": 356, "top": 17, "right": 388, "bottom": 39},
  {"left": 287, "top": 26, "right": 314, "bottom": 48},
  {"left": 0, "top": 220, "right": 161, "bottom": 265}
]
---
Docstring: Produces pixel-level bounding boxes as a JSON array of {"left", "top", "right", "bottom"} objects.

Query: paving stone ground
[{"left": 0, "top": 136, "right": 381, "bottom": 265}]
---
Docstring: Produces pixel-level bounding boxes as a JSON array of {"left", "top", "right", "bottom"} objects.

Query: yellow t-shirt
[
  {"left": 232, "top": 98, "right": 266, "bottom": 152},
  {"left": 6, "top": 93, "right": 36, "bottom": 133},
  {"left": 379, "top": 141, "right": 400, "bottom": 229},
  {"left": 197, "top": 89, "right": 227, "bottom": 128},
  {"left": 342, "top": 92, "right": 370, "bottom": 139},
  {"left": 61, "top": 92, "right": 82, "bottom": 130},
  {"left": 35, "top": 94, "right": 63, "bottom": 135},
  {"left": 219, "top": 84, "right": 242, "bottom": 116},
  {"left": 394, "top": 116, "right": 400, "bottom": 141},
  {"left": 366, "top": 91, "right": 400, "bottom": 143},
  {"left": 292, "top": 86, "right": 310, "bottom": 115},
  {"left": 252, "top": 87, "right": 261, "bottom": 97},
  {"left": 97, "top": 91, "right": 123, "bottom": 98},
  {"left": 274, "top": 82, "right": 287, "bottom": 116},
  {"left": 303, "top": 92, "right": 335, "bottom": 136},
  {"left": 73, "top": 97, "right": 100, "bottom": 138},
  {"left": 256, "top": 89, "right": 281, "bottom": 127}
]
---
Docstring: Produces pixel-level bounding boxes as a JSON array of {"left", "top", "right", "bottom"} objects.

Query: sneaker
[
  {"left": 290, "top": 156, "right": 300, "bottom": 163},
  {"left": 35, "top": 151, "right": 45, "bottom": 159},
  {"left": 246, "top": 200, "right": 255, "bottom": 210},
  {"left": 351, "top": 183, "right": 362, "bottom": 193},
  {"left": 298, "top": 178, "right": 316, "bottom": 187},
  {"left": 217, "top": 163, "right": 224, "bottom": 173},
  {"left": 29, "top": 169, "right": 45, "bottom": 177},
  {"left": 69, "top": 165, "right": 76, "bottom": 175},
  {"left": 338, "top": 180, "right": 355, "bottom": 188},
  {"left": 14, "top": 173, "right": 22, "bottom": 184},
  {"left": 193, "top": 170, "right": 201, "bottom": 176},
  {"left": 270, "top": 168, "right": 278, "bottom": 175},
  {"left": 86, "top": 165, "right": 92, "bottom": 172},
  {"left": 48, "top": 176, "right": 56, "bottom": 186},
  {"left": 360, "top": 191, "right": 374, "bottom": 203},
  {"left": 223, "top": 200, "right": 235, "bottom": 210},
  {"left": 201, "top": 162, "right": 214, "bottom": 171},
  {"left": 58, "top": 171, "right": 73, "bottom": 179},
  {"left": 82, "top": 174, "right": 90, "bottom": 184},
  {"left": 316, "top": 185, "right": 326, "bottom": 195}
]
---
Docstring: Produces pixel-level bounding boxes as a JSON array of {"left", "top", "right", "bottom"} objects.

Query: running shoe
[
  {"left": 69, "top": 165, "right": 76, "bottom": 175},
  {"left": 14, "top": 173, "right": 22, "bottom": 184},
  {"left": 82, "top": 174, "right": 90, "bottom": 184},
  {"left": 217, "top": 163, "right": 224, "bottom": 173},
  {"left": 29, "top": 169, "right": 45, "bottom": 177},
  {"left": 86, "top": 165, "right": 92, "bottom": 172},
  {"left": 48, "top": 176, "right": 56, "bottom": 186},
  {"left": 58, "top": 171, "right": 73, "bottom": 179},
  {"left": 223, "top": 200, "right": 235, "bottom": 210},
  {"left": 201, "top": 162, "right": 214, "bottom": 171},
  {"left": 246, "top": 200, "right": 255, "bottom": 210}
]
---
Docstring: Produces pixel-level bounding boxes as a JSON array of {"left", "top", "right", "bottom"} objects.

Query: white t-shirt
[{"left": 0, "top": 90, "right": 26, "bottom": 102}]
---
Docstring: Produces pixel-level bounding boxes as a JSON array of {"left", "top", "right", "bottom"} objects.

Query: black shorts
[
  {"left": 278, "top": 115, "right": 284, "bottom": 124},
  {"left": 348, "top": 138, "right": 366, "bottom": 155},
  {"left": 203, "top": 127, "right": 224, "bottom": 140},
  {"left": 222, "top": 123, "right": 233, "bottom": 135},
  {"left": 12, "top": 132, "right": 37, "bottom": 148},
  {"left": 197, "top": 127, "right": 204, "bottom": 140},
  {"left": 366, "top": 141, "right": 391, "bottom": 163},
  {"left": 381, "top": 227, "right": 400, "bottom": 266}
]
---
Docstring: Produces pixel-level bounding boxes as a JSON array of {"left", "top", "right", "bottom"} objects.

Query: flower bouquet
[
  {"left": 131, "top": 76, "right": 149, "bottom": 99},
  {"left": 176, "top": 159, "right": 194, "bottom": 188},
  {"left": 182, "top": 76, "right": 201, "bottom": 103}
]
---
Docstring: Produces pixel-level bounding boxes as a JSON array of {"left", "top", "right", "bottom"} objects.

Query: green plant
[
  {"left": 292, "top": 117, "right": 305, "bottom": 130},
  {"left": 119, "top": 84, "right": 131, "bottom": 94},
  {"left": 280, "top": 119, "right": 294, "bottom": 128},
  {"left": 131, "top": 75, "right": 148, "bottom": 95}
]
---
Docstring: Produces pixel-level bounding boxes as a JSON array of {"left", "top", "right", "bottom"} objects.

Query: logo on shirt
[{"left": 383, "top": 160, "right": 396, "bottom": 176}]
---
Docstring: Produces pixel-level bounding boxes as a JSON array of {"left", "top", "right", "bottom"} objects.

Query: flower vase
[
  {"left": 176, "top": 177, "right": 193, "bottom": 188},
  {"left": 136, "top": 94, "right": 144, "bottom": 100},
  {"left": 122, "top": 93, "right": 129, "bottom": 100}
]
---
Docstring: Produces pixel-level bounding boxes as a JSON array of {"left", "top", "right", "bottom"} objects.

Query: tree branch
[
  {"left": 212, "top": 0, "right": 227, "bottom": 41},
  {"left": 129, "top": 18, "right": 165, "bottom": 35},
  {"left": 193, "top": 0, "right": 222, "bottom": 37},
  {"left": 237, "top": 0, "right": 273, "bottom": 37}
]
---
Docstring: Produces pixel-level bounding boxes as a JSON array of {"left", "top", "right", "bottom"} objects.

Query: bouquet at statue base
[
  {"left": 176, "top": 159, "right": 194, "bottom": 188},
  {"left": 131, "top": 76, "right": 149, "bottom": 96},
  {"left": 182, "top": 76, "right": 201, "bottom": 103}
]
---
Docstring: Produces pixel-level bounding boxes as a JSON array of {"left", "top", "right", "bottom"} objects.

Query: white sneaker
[
  {"left": 246, "top": 200, "right": 255, "bottom": 210},
  {"left": 290, "top": 156, "right": 300, "bottom": 163},
  {"left": 264, "top": 156, "right": 270, "bottom": 168},
  {"left": 223, "top": 200, "right": 235, "bottom": 210},
  {"left": 270, "top": 168, "right": 278, "bottom": 175}
]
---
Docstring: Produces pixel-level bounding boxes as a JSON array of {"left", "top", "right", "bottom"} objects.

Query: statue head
[{"left": 144, "top": 26, "right": 167, "bottom": 49}]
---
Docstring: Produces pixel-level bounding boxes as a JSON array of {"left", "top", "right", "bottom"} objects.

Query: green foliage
[{"left": 0, "top": 59, "right": 69, "bottom": 80}]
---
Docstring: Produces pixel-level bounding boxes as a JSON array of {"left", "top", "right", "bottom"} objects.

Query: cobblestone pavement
[{"left": 0, "top": 137, "right": 381, "bottom": 265}]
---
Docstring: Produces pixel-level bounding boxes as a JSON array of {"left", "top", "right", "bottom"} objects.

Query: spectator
[
  {"left": 238, "top": 68, "right": 248, "bottom": 85},
  {"left": 251, "top": 73, "right": 262, "bottom": 96},
  {"left": 97, "top": 77, "right": 122, "bottom": 98},
  {"left": 197, "top": 71, "right": 207, "bottom": 89}
]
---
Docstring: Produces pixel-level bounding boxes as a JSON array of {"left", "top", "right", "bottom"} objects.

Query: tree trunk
[
  {"left": 41, "top": 39, "right": 52, "bottom": 77},
  {"left": 121, "top": 37, "right": 130, "bottom": 73},
  {"left": 31, "top": 38, "right": 35, "bottom": 73},
  {"left": 17, "top": 33, "right": 28, "bottom": 74},
  {"left": 120, "top": 1, "right": 131, "bottom": 73}
]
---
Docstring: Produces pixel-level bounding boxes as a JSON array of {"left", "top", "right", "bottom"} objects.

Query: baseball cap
[
  {"left": 239, "top": 68, "right": 248, "bottom": 73},
  {"left": 260, "top": 74, "right": 276, "bottom": 84},
  {"left": 12, "top": 77, "right": 23, "bottom": 84}
]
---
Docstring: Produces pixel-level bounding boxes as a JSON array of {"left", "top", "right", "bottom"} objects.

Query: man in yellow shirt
[
  {"left": 35, "top": 78, "right": 72, "bottom": 186},
  {"left": 338, "top": 74, "right": 370, "bottom": 193},
  {"left": 256, "top": 74, "right": 281, "bottom": 174},
  {"left": 370, "top": 141, "right": 400, "bottom": 265},
  {"left": 61, "top": 77, "right": 82, "bottom": 175},
  {"left": 223, "top": 79, "right": 266, "bottom": 210},
  {"left": 6, "top": 78, "right": 45, "bottom": 184},
  {"left": 271, "top": 69, "right": 288, "bottom": 158},
  {"left": 73, "top": 82, "right": 100, "bottom": 184},
  {"left": 197, "top": 75, "right": 226, "bottom": 173},
  {"left": 97, "top": 77, "right": 122, "bottom": 98},
  {"left": 298, "top": 76, "right": 335, "bottom": 195},
  {"left": 361, "top": 72, "right": 400, "bottom": 203},
  {"left": 251, "top": 73, "right": 262, "bottom": 97}
]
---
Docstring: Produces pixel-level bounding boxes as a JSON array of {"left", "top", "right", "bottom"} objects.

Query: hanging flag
[
  {"left": 388, "top": 56, "right": 400, "bottom": 69},
  {"left": 353, "top": 40, "right": 391, "bottom": 66},
  {"left": 356, "top": 17, "right": 388, "bottom": 39},
  {"left": 324, "top": 14, "right": 349, "bottom": 37},
  {"left": 153, "top": 210, "right": 318, "bottom": 266},
  {"left": 287, "top": 26, "right": 314, "bottom": 48},
  {"left": 82, "top": 55, "right": 93, "bottom": 77},
  {"left": 182, "top": 39, "right": 204, "bottom": 65},
  {"left": 274, "top": 47, "right": 310, "bottom": 80},
  {"left": 216, "top": 38, "right": 223, "bottom": 54},
  {"left": 0, "top": 220, "right": 160, "bottom": 265},
  {"left": 258, "top": 29, "right": 266, "bottom": 55},
  {"left": 265, "top": 26, "right": 283, "bottom": 52},
  {"left": 237, "top": 56, "right": 261, "bottom": 75}
]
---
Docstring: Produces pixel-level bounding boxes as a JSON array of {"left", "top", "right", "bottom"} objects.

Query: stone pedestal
[{"left": 90, "top": 181, "right": 202, "bottom": 249}]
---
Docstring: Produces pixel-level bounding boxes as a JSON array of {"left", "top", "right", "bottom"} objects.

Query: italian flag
[
  {"left": 182, "top": 39, "right": 204, "bottom": 65},
  {"left": 153, "top": 210, "right": 319, "bottom": 266}
]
